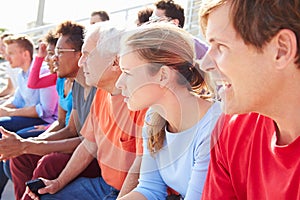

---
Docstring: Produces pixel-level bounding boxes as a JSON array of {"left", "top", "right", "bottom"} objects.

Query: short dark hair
[
  {"left": 155, "top": 0, "right": 185, "bottom": 28},
  {"left": 137, "top": 7, "right": 153, "bottom": 26},
  {"left": 55, "top": 21, "right": 85, "bottom": 51},
  {"left": 91, "top": 10, "right": 110, "bottom": 21}
]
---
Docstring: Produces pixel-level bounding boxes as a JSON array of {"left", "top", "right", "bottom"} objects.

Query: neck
[
  {"left": 21, "top": 59, "right": 31, "bottom": 72},
  {"left": 261, "top": 70, "right": 300, "bottom": 145},
  {"left": 153, "top": 89, "right": 212, "bottom": 133},
  {"left": 97, "top": 73, "right": 121, "bottom": 95},
  {"left": 271, "top": 106, "right": 300, "bottom": 145},
  {"left": 100, "top": 83, "right": 121, "bottom": 96}
]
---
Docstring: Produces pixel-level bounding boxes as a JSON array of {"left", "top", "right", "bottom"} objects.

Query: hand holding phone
[{"left": 25, "top": 178, "right": 46, "bottom": 195}]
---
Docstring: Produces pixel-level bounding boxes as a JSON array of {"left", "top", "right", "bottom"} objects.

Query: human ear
[
  {"left": 274, "top": 29, "right": 297, "bottom": 69},
  {"left": 111, "top": 56, "right": 120, "bottom": 71},
  {"left": 170, "top": 19, "right": 180, "bottom": 27},
  {"left": 159, "top": 65, "right": 171, "bottom": 88}
]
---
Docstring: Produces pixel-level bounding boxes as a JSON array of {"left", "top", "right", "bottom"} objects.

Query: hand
[
  {"left": 27, "top": 178, "right": 62, "bottom": 199},
  {"left": 37, "top": 42, "right": 47, "bottom": 58},
  {"left": 0, "top": 126, "right": 24, "bottom": 160},
  {"left": 30, "top": 177, "right": 63, "bottom": 196},
  {"left": 25, "top": 186, "right": 40, "bottom": 200}
]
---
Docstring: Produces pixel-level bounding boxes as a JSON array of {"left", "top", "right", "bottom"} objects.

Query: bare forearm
[
  {"left": 118, "top": 191, "right": 147, "bottom": 200},
  {"left": 118, "top": 156, "right": 142, "bottom": 197},
  {"left": 7, "top": 106, "right": 39, "bottom": 117},
  {"left": 44, "top": 120, "right": 65, "bottom": 133},
  {"left": 25, "top": 137, "right": 82, "bottom": 155},
  {"left": 37, "top": 124, "right": 78, "bottom": 141},
  {"left": 56, "top": 140, "right": 95, "bottom": 187}
]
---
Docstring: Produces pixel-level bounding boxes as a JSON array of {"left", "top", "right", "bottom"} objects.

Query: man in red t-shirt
[{"left": 199, "top": 0, "right": 300, "bottom": 199}]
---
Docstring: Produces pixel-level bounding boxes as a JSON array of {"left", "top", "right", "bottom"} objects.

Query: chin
[
  {"left": 222, "top": 102, "right": 252, "bottom": 115},
  {"left": 85, "top": 80, "right": 94, "bottom": 87},
  {"left": 127, "top": 101, "right": 144, "bottom": 111}
]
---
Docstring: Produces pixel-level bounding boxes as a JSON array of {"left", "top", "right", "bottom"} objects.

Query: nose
[
  {"left": 78, "top": 55, "right": 86, "bottom": 68},
  {"left": 115, "top": 72, "right": 126, "bottom": 90},
  {"left": 200, "top": 51, "right": 217, "bottom": 72},
  {"left": 45, "top": 54, "right": 50, "bottom": 62},
  {"left": 52, "top": 54, "right": 58, "bottom": 62}
]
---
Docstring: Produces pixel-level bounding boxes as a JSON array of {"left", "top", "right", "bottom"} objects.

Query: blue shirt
[
  {"left": 135, "top": 102, "right": 222, "bottom": 200},
  {"left": 56, "top": 77, "right": 72, "bottom": 125},
  {"left": 12, "top": 64, "right": 58, "bottom": 123}
]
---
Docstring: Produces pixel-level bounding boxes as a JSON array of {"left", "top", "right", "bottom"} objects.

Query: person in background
[
  {"left": 149, "top": 0, "right": 208, "bottom": 63},
  {"left": 0, "top": 34, "right": 58, "bottom": 199},
  {"left": 27, "top": 30, "right": 58, "bottom": 89},
  {"left": 0, "top": 33, "right": 20, "bottom": 104},
  {"left": 136, "top": 7, "right": 153, "bottom": 26},
  {"left": 199, "top": 0, "right": 300, "bottom": 199},
  {"left": 150, "top": 0, "right": 184, "bottom": 28},
  {"left": 116, "top": 23, "right": 221, "bottom": 200},
  {"left": 22, "top": 29, "right": 72, "bottom": 135},
  {"left": 0, "top": 34, "right": 58, "bottom": 133},
  {"left": 90, "top": 10, "right": 110, "bottom": 25}
]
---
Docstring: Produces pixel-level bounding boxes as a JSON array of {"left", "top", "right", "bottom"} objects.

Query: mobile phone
[{"left": 25, "top": 179, "right": 46, "bottom": 195}]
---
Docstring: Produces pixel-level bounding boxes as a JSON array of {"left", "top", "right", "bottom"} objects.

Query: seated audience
[
  {"left": 0, "top": 21, "right": 100, "bottom": 200},
  {"left": 0, "top": 33, "right": 20, "bottom": 104},
  {"left": 28, "top": 22, "right": 147, "bottom": 200}
]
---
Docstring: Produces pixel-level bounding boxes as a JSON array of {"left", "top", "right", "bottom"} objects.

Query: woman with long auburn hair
[{"left": 116, "top": 23, "right": 221, "bottom": 200}]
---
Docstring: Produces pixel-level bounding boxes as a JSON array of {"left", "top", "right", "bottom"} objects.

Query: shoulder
[{"left": 212, "top": 113, "right": 274, "bottom": 150}]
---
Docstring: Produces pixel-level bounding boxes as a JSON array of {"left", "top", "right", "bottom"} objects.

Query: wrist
[
  {"left": 21, "top": 139, "right": 33, "bottom": 154},
  {"left": 22, "top": 138, "right": 45, "bottom": 154}
]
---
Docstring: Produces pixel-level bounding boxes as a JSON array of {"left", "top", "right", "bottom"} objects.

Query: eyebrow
[
  {"left": 208, "top": 38, "right": 216, "bottom": 44},
  {"left": 207, "top": 36, "right": 229, "bottom": 45}
]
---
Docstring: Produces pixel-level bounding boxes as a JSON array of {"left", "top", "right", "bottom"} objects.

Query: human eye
[
  {"left": 120, "top": 68, "right": 131, "bottom": 76},
  {"left": 123, "top": 70, "right": 131, "bottom": 76},
  {"left": 47, "top": 51, "right": 54, "bottom": 57},
  {"left": 216, "top": 43, "right": 227, "bottom": 52}
]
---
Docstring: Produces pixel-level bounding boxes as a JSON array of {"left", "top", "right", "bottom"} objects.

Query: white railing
[{"left": 19, "top": 0, "right": 202, "bottom": 43}]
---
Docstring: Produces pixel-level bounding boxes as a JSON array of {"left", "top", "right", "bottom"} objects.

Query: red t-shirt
[
  {"left": 81, "top": 89, "right": 147, "bottom": 190},
  {"left": 202, "top": 113, "right": 300, "bottom": 200}
]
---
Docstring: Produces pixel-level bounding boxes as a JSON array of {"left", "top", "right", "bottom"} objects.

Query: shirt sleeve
[
  {"left": 133, "top": 126, "right": 167, "bottom": 200},
  {"left": 11, "top": 87, "right": 24, "bottom": 108},
  {"left": 80, "top": 105, "right": 96, "bottom": 142},
  {"left": 35, "top": 85, "right": 58, "bottom": 120},
  {"left": 27, "top": 56, "right": 57, "bottom": 89},
  {"left": 185, "top": 135, "right": 210, "bottom": 200}
]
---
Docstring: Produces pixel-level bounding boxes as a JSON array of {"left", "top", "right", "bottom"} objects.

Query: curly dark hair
[
  {"left": 44, "top": 30, "right": 58, "bottom": 46},
  {"left": 55, "top": 21, "right": 85, "bottom": 51}
]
